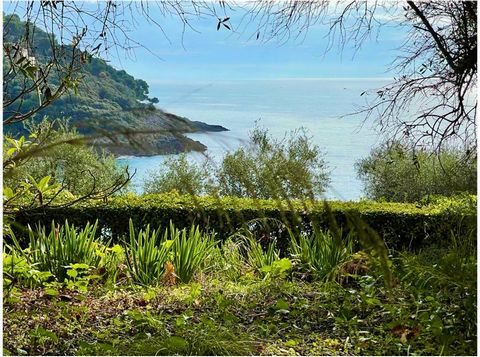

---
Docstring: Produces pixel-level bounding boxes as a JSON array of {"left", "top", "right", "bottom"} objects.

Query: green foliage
[
  {"left": 4, "top": 242, "right": 477, "bottom": 356},
  {"left": 125, "top": 220, "right": 217, "bottom": 286},
  {"left": 289, "top": 229, "right": 354, "bottom": 281},
  {"left": 3, "top": 251, "right": 52, "bottom": 292},
  {"left": 206, "top": 238, "right": 246, "bottom": 281},
  {"left": 124, "top": 219, "right": 172, "bottom": 287},
  {"left": 2, "top": 215, "right": 477, "bottom": 356},
  {"left": 3, "top": 14, "right": 159, "bottom": 134},
  {"left": 144, "top": 154, "right": 210, "bottom": 196},
  {"left": 4, "top": 118, "right": 127, "bottom": 198},
  {"left": 12, "top": 192, "right": 476, "bottom": 250},
  {"left": 4, "top": 14, "right": 208, "bottom": 159},
  {"left": 217, "top": 126, "right": 329, "bottom": 199},
  {"left": 356, "top": 141, "right": 477, "bottom": 202},
  {"left": 9, "top": 220, "right": 107, "bottom": 283},
  {"left": 144, "top": 126, "right": 330, "bottom": 200},
  {"left": 172, "top": 225, "right": 217, "bottom": 283},
  {"left": 245, "top": 236, "right": 280, "bottom": 276}
]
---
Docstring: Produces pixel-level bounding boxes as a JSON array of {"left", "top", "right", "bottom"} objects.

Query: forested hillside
[{"left": 3, "top": 13, "right": 226, "bottom": 155}]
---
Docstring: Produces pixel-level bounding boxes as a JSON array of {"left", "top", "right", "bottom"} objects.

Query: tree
[
  {"left": 355, "top": 141, "right": 477, "bottom": 202},
  {"left": 355, "top": 2, "right": 477, "bottom": 152},
  {"left": 3, "top": 119, "right": 132, "bottom": 214},
  {"left": 144, "top": 127, "right": 330, "bottom": 200}
]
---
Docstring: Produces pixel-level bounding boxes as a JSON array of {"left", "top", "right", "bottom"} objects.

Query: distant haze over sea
[{"left": 118, "top": 78, "right": 389, "bottom": 201}]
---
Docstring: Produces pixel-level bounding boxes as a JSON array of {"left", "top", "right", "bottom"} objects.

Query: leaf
[
  {"left": 111, "top": 244, "right": 123, "bottom": 254},
  {"left": 6, "top": 147, "right": 17, "bottom": 157},
  {"left": 71, "top": 263, "right": 89, "bottom": 270},
  {"left": 66, "top": 269, "right": 78, "bottom": 278},
  {"left": 274, "top": 258, "right": 292, "bottom": 273},
  {"left": 37, "top": 176, "right": 51, "bottom": 191},
  {"left": 217, "top": 21, "right": 221, "bottom": 31},
  {"left": 166, "top": 336, "right": 187, "bottom": 349},
  {"left": 44, "top": 288, "right": 59, "bottom": 296},
  {"left": 3, "top": 187, "right": 14, "bottom": 200},
  {"left": 223, "top": 23, "right": 231, "bottom": 30},
  {"left": 32, "top": 327, "right": 58, "bottom": 343}
]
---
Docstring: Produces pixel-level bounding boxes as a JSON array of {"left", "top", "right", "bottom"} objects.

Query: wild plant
[
  {"left": 215, "top": 237, "right": 247, "bottom": 281},
  {"left": 124, "top": 219, "right": 172, "bottom": 286},
  {"left": 172, "top": 223, "right": 217, "bottom": 283},
  {"left": 10, "top": 220, "right": 106, "bottom": 282},
  {"left": 289, "top": 228, "right": 354, "bottom": 281}
]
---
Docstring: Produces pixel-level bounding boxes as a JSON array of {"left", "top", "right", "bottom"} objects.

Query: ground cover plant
[{"left": 3, "top": 218, "right": 476, "bottom": 356}]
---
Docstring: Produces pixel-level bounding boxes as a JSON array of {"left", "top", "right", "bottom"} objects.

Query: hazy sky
[
  {"left": 107, "top": 5, "right": 406, "bottom": 82},
  {"left": 5, "top": 2, "right": 407, "bottom": 82}
]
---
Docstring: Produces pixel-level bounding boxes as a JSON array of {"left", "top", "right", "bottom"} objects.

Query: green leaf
[
  {"left": 3, "top": 187, "right": 14, "bottom": 200},
  {"left": 45, "top": 288, "right": 59, "bottom": 297},
  {"left": 111, "top": 244, "right": 123, "bottom": 254},
  {"left": 37, "top": 176, "right": 51, "bottom": 191},
  {"left": 6, "top": 148, "right": 17, "bottom": 157},
  {"left": 71, "top": 263, "right": 90, "bottom": 270},
  {"left": 274, "top": 258, "right": 292, "bottom": 272},
  {"left": 66, "top": 269, "right": 78, "bottom": 278}
]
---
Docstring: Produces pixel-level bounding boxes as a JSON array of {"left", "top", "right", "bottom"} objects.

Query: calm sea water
[{"left": 118, "top": 79, "right": 389, "bottom": 201}]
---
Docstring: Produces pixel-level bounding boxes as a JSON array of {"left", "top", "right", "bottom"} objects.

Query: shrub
[
  {"left": 172, "top": 225, "right": 217, "bottom": 283},
  {"left": 9, "top": 220, "right": 106, "bottom": 283},
  {"left": 124, "top": 219, "right": 172, "bottom": 286},
  {"left": 125, "top": 219, "right": 218, "bottom": 286},
  {"left": 4, "top": 118, "right": 128, "bottom": 197},
  {"left": 356, "top": 141, "right": 477, "bottom": 202},
  {"left": 10, "top": 192, "right": 477, "bottom": 251},
  {"left": 289, "top": 229, "right": 354, "bottom": 281},
  {"left": 144, "top": 126, "right": 330, "bottom": 200},
  {"left": 144, "top": 154, "right": 210, "bottom": 196}
]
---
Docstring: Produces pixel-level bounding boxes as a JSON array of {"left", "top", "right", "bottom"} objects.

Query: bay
[{"left": 118, "top": 78, "right": 389, "bottom": 201}]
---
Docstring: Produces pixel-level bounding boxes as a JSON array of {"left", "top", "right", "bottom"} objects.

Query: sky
[
  {"left": 4, "top": 1, "right": 407, "bottom": 82},
  {"left": 107, "top": 4, "right": 406, "bottom": 82}
]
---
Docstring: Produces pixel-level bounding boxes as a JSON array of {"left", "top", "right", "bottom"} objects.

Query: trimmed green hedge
[{"left": 10, "top": 192, "right": 477, "bottom": 251}]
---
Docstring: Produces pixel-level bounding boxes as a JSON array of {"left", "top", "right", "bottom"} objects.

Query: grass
[{"left": 3, "top": 220, "right": 477, "bottom": 356}]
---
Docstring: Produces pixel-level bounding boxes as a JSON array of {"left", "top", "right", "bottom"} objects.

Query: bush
[
  {"left": 125, "top": 219, "right": 172, "bottom": 286},
  {"left": 356, "top": 141, "right": 477, "bottom": 202},
  {"left": 289, "top": 229, "right": 354, "bottom": 281},
  {"left": 10, "top": 192, "right": 477, "bottom": 251},
  {"left": 144, "top": 154, "right": 209, "bottom": 196},
  {"left": 125, "top": 220, "right": 218, "bottom": 286},
  {"left": 8, "top": 220, "right": 107, "bottom": 283},
  {"left": 4, "top": 118, "right": 128, "bottom": 197},
  {"left": 144, "top": 126, "right": 330, "bottom": 200}
]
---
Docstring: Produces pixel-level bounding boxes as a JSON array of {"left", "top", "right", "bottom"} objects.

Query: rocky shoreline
[{"left": 95, "top": 107, "right": 228, "bottom": 157}]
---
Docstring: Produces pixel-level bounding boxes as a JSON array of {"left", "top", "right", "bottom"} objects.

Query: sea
[{"left": 117, "top": 78, "right": 389, "bottom": 201}]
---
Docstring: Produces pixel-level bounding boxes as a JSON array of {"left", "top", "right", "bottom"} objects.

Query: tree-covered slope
[{"left": 3, "top": 13, "right": 227, "bottom": 155}]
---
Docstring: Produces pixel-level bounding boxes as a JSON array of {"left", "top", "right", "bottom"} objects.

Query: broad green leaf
[
  {"left": 3, "top": 187, "right": 14, "bottom": 200},
  {"left": 66, "top": 269, "right": 78, "bottom": 278}
]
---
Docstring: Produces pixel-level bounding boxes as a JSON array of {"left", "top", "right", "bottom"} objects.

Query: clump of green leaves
[
  {"left": 9, "top": 220, "right": 107, "bottom": 283},
  {"left": 356, "top": 141, "right": 476, "bottom": 202},
  {"left": 125, "top": 220, "right": 218, "bottom": 286},
  {"left": 124, "top": 219, "right": 172, "bottom": 286},
  {"left": 289, "top": 228, "right": 354, "bottom": 281},
  {"left": 4, "top": 118, "right": 128, "bottom": 199},
  {"left": 144, "top": 154, "right": 210, "bottom": 196},
  {"left": 172, "top": 224, "right": 217, "bottom": 283}
]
